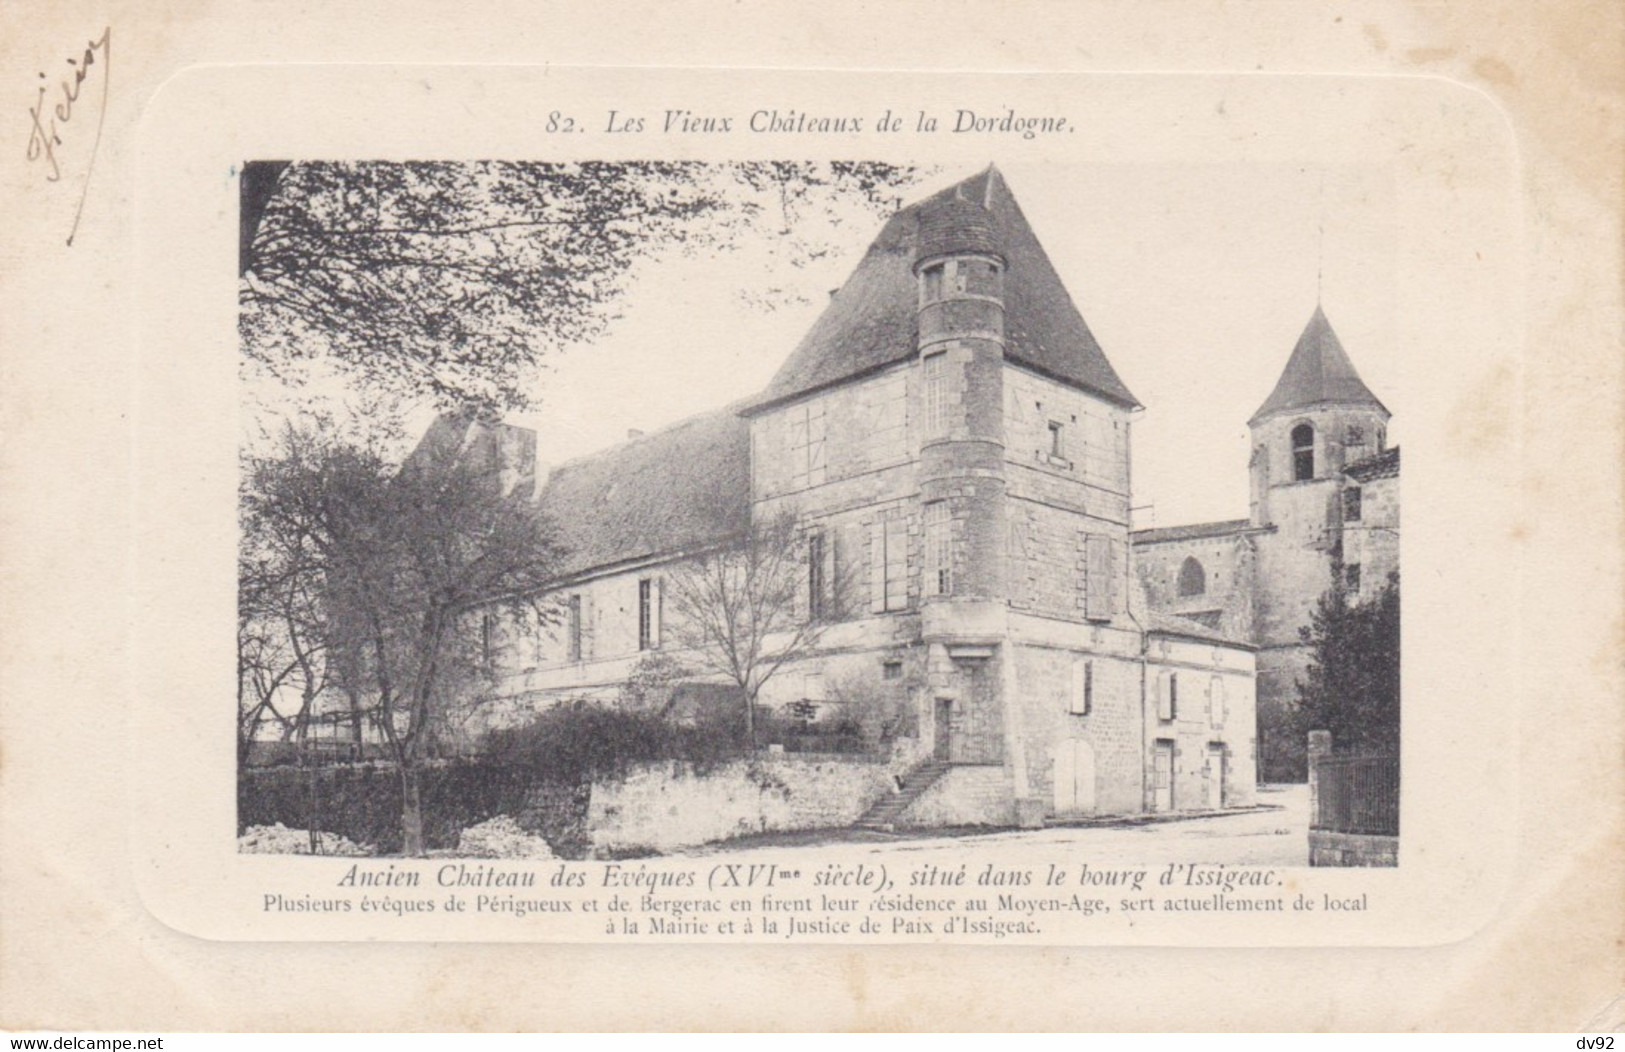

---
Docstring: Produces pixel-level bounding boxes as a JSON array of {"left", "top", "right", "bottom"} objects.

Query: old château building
[{"left": 440, "top": 165, "right": 1409, "bottom": 824}]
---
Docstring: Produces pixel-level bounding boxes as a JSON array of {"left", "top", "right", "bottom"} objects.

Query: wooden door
[
  {"left": 1206, "top": 745, "right": 1226, "bottom": 809},
  {"left": 933, "top": 698, "right": 953, "bottom": 761},
  {"left": 1075, "top": 740, "right": 1097, "bottom": 812},
  {"left": 1152, "top": 740, "right": 1174, "bottom": 812}
]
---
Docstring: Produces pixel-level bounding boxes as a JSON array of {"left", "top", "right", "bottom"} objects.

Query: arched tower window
[
  {"left": 1291, "top": 423, "right": 1315, "bottom": 481},
  {"left": 1178, "top": 556, "right": 1206, "bottom": 597}
]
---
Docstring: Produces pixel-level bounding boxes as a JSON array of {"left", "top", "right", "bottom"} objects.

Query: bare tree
[
  {"left": 663, "top": 512, "right": 853, "bottom": 747},
  {"left": 241, "top": 422, "right": 562, "bottom": 855}
]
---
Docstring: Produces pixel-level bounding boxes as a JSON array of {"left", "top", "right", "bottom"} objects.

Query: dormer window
[
  {"left": 921, "top": 262, "right": 945, "bottom": 303},
  {"left": 1292, "top": 424, "right": 1315, "bottom": 481}
]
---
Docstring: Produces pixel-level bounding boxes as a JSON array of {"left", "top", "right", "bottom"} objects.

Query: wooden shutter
[
  {"left": 1157, "top": 669, "right": 1174, "bottom": 721},
  {"left": 579, "top": 591, "right": 595, "bottom": 661},
  {"left": 823, "top": 529, "right": 838, "bottom": 619},
  {"left": 885, "top": 517, "right": 909, "bottom": 611},
  {"left": 788, "top": 407, "right": 808, "bottom": 489},
  {"left": 651, "top": 577, "right": 663, "bottom": 648},
  {"left": 869, "top": 520, "right": 887, "bottom": 613},
  {"left": 1085, "top": 533, "right": 1111, "bottom": 620},
  {"left": 1110, "top": 538, "right": 1126, "bottom": 614},
  {"left": 807, "top": 402, "right": 826, "bottom": 486}
]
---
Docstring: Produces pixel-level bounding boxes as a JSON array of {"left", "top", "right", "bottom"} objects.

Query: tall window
[
  {"left": 1291, "top": 424, "right": 1315, "bottom": 481},
  {"left": 925, "top": 501, "right": 952, "bottom": 597},
  {"left": 1048, "top": 420, "right": 1065, "bottom": 459},
  {"left": 923, "top": 352, "right": 949, "bottom": 437},
  {"left": 1178, "top": 556, "right": 1206, "bottom": 597},
  {"left": 1084, "top": 533, "right": 1113, "bottom": 620},
  {"left": 481, "top": 610, "right": 497, "bottom": 668},
  {"left": 1346, "top": 563, "right": 1362, "bottom": 593},
  {"left": 807, "top": 530, "right": 826, "bottom": 621},
  {"left": 870, "top": 517, "right": 909, "bottom": 613},
  {"left": 637, "top": 578, "right": 659, "bottom": 651},
  {"left": 1069, "top": 659, "right": 1093, "bottom": 716},
  {"left": 788, "top": 400, "right": 826, "bottom": 490},
  {"left": 1157, "top": 669, "right": 1178, "bottom": 721},
  {"left": 1209, "top": 676, "right": 1226, "bottom": 729},
  {"left": 566, "top": 594, "right": 582, "bottom": 662},
  {"left": 1343, "top": 486, "right": 1363, "bottom": 522}
]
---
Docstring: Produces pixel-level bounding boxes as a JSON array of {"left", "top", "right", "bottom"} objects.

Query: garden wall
[{"left": 587, "top": 754, "right": 894, "bottom": 854}]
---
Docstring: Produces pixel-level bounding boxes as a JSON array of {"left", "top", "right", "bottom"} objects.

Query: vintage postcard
[{"left": 4, "top": 0, "right": 1621, "bottom": 1031}]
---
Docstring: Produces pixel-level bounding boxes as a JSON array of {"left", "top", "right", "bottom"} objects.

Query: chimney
[{"left": 627, "top": 428, "right": 645, "bottom": 440}]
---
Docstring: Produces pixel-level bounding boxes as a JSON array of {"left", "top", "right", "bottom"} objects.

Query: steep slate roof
[
  {"left": 538, "top": 405, "right": 751, "bottom": 578},
  {"left": 1344, "top": 445, "right": 1400, "bottom": 482},
  {"left": 746, "top": 166, "right": 1139, "bottom": 413},
  {"left": 1249, "top": 305, "right": 1389, "bottom": 425},
  {"left": 1130, "top": 518, "right": 1253, "bottom": 546}
]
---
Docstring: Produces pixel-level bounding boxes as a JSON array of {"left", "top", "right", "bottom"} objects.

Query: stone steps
[{"left": 855, "top": 758, "right": 953, "bottom": 831}]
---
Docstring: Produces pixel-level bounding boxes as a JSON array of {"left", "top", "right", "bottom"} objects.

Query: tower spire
[{"left": 1316, "top": 172, "right": 1326, "bottom": 305}]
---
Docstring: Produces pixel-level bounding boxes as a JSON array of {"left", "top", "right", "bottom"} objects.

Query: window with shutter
[
  {"left": 869, "top": 520, "right": 887, "bottom": 613},
  {"left": 869, "top": 517, "right": 909, "bottom": 613},
  {"left": 807, "top": 531, "right": 826, "bottom": 622},
  {"left": 806, "top": 401, "right": 826, "bottom": 486},
  {"left": 579, "top": 592, "right": 595, "bottom": 661},
  {"left": 885, "top": 518, "right": 909, "bottom": 611},
  {"left": 1085, "top": 533, "right": 1111, "bottom": 620},
  {"left": 1070, "top": 659, "right": 1093, "bottom": 716},
  {"left": 1157, "top": 670, "right": 1175, "bottom": 721},
  {"left": 1210, "top": 676, "right": 1226, "bottom": 729},
  {"left": 566, "top": 594, "right": 582, "bottom": 662}
]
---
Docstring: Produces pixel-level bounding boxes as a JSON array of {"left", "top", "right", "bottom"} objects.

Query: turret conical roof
[{"left": 1249, "top": 305, "right": 1388, "bottom": 426}]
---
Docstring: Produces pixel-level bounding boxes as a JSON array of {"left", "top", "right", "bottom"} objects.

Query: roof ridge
[
  {"left": 749, "top": 164, "right": 1139, "bottom": 412},
  {"left": 546, "top": 398, "right": 750, "bottom": 474}
]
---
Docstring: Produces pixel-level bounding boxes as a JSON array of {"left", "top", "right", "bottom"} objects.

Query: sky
[{"left": 498, "top": 160, "right": 1401, "bottom": 529}]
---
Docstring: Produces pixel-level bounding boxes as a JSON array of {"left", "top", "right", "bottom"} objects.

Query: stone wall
[
  {"left": 901, "top": 765, "right": 1015, "bottom": 827},
  {"left": 1341, "top": 470, "right": 1399, "bottom": 603},
  {"left": 585, "top": 755, "right": 894, "bottom": 855},
  {"left": 1009, "top": 635, "right": 1144, "bottom": 816},
  {"left": 1309, "top": 830, "right": 1398, "bottom": 867},
  {"left": 1134, "top": 531, "right": 1256, "bottom": 640}
]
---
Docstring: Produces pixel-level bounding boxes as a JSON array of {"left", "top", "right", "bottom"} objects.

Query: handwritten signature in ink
[{"left": 26, "top": 27, "right": 111, "bottom": 246}]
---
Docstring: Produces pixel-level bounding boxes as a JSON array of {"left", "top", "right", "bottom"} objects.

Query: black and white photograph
[
  {"left": 235, "top": 157, "right": 1401, "bottom": 869},
  {"left": 5, "top": 4, "right": 1619, "bottom": 1032}
]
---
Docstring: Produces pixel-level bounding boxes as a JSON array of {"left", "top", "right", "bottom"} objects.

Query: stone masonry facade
[{"left": 443, "top": 167, "right": 1266, "bottom": 827}]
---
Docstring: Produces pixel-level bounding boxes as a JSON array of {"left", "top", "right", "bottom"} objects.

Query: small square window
[
  {"left": 1047, "top": 421, "right": 1065, "bottom": 459},
  {"left": 882, "top": 660, "right": 903, "bottom": 680}
]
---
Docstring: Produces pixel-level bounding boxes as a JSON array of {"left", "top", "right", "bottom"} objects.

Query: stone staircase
[{"left": 855, "top": 757, "right": 952, "bottom": 831}]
